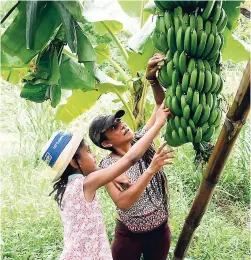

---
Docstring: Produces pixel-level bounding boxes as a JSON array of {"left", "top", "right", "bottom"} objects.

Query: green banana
[
  {"left": 182, "top": 13, "right": 189, "bottom": 33},
  {"left": 203, "top": 60, "right": 211, "bottom": 72},
  {"left": 172, "top": 96, "right": 183, "bottom": 116},
  {"left": 179, "top": 50, "right": 187, "bottom": 74},
  {"left": 172, "top": 129, "right": 182, "bottom": 145},
  {"left": 165, "top": 132, "right": 180, "bottom": 147},
  {"left": 215, "top": 77, "right": 223, "bottom": 95},
  {"left": 168, "top": 26, "right": 177, "bottom": 54},
  {"left": 200, "top": 92, "right": 207, "bottom": 106},
  {"left": 194, "top": 127, "right": 203, "bottom": 143},
  {"left": 184, "top": 26, "right": 191, "bottom": 55},
  {"left": 196, "top": 15, "right": 203, "bottom": 31},
  {"left": 166, "top": 50, "right": 173, "bottom": 62},
  {"left": 192, "top": 90, "right": 200, "bottom": 112},
  {"left": 196, "top": 31, "right": 207, "bottom": 57},
  {"left": 176, "top": 84, "right": 182, "bottom": 102},
  {"left": 189, "top": 13, "right": 196, "bottom": 29},
  {"left": 183, "top": 104, "right": 191, "bottom": 121},
  {"left": 154, "top": 1, "right": 166, "bottom": 11},
  {"left": 174, "top": 15, "right": 182, "bottom": 36},
  {"left": 208, "top": 51, "right": 219, "bottom": 67},
  {"left": 169, "top": 118, "right": 176, "bottom": 131},
  {"left": 211, "top": 21, "right": 218, "bottom": 36},
  {"left": 189, "top": 68, "right": 198, "bottom": 90},
  {"left": 181, "top": 94, "right": 187, "bottom": 111},
  {"left": 202, "top": 125, "right": 215, "bottom": 142},
  {"left": 180, "top": 117, "right": 188, "bottom": 131},
  {"left": 187, "top": 87, "right": 193, "bottom": 105},
  {"left": 152, "top": 30, "right": 162, "bottom": 51},
  {"left": 158, "top": 66, "right": 169, "bottom": 88},
  {"left": 196, "top": 70, "right": 205, "bottom": 92},
  {"left": 207, "top": 34, "right": 221, "bottom": 59},
  {"left": 190, "top": 29, "right": 198, "bottom": 56},
  {"left": 159, "top": 32, "right": 168, "bottom": 52},
  {"left": 204, "top": 20, "right": 212, "bottom": 35},
  {"left": 165, "top": 95, "right": 172, "bottom": 108},
  {"left": 201, "top": 122, "right": 209, "bottom": 134},
  {"left": 208, "top": 109, "right": 218, "bottom": 125},
  {"left": 199, "top": 104, "right": 211, "bottom": 125},
  {"left": 193, "top": 104, "right": 203, "bottom": 125},
  {"left": 187, "top": 58, "right": 196, "bottom": 74},
  {"left": 202, "top": 0, "right": 215, "bottom": 20},
  {"left": 189, "top": 119, "right": 196, "bottom": 133},
  {"left": 210, "top": 71, "right": 219, "bottom": 93},
  {"left": 159, "top": 16, "right": 166, "bottom": 33},
  {"left": 166, "top": 60, "right": 174, "bottom": 86},
  {"left": 164, "top": 11, "right": 173, "bottom": 29},
  {"left": 218, "top": 11, "right": 228, "bottom": 33},
  {"left": 187, "top": 126, "right": 194, "bottom": 142},
  {"left": 181, "top": 72, "right": 190, "bottom": 93},
  {"left": 172, "top": 69, "right": 180, "bottom": 91},
  {"left": 197, "top": 59, "right": 205, "bottom": 71},
  {"left": 214, "top": 109, "right": 222, "bottom": 127},
  {"left": 211, "top": 4, "right": 221, "bottom": 22},
  {"left": 178, "top": 127, "right": 188, "bottom": 143},
  {"left": 206, "top": 92, "right": 214, "bottom": 109},
  {"left": 211, "top": 64, "right": 217, "bottom": 73},
  {"left": 174, "top": 116, "right": 181, "bottom": 130},
  {"left": 176, "top": 26, "right": 184, "bottom": 53},
  {"left": 202, "top": 33, "right": 215, "bottom": 58},
  {"left": 203, "top": 70, "right": 213, "bottom": 93},
  {"left": 217, "top": 8, "right": 225, "bottom": 28},
  {"left": 173, "top": 51, "right": 180, "bottom": 69}
]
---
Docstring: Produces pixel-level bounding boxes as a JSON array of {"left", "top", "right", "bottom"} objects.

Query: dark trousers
[{"left": 112, "top": 220, "right": 171, "bottom": 260}]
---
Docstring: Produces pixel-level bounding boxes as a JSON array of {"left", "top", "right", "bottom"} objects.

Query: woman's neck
[{"left": 111, "top": 142, "right": 132, "bottom": 158}]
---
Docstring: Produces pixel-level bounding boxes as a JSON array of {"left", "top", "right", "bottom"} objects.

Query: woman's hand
[
  {"left": 112, "top": 173, "right": 132, "bottom": 191},
  {"left": 155, "top": 103, "right": 172, "bottom": 127},
  {"left": 146, "top": 53, "right": 166, "bottom": 80},
  {"left": 147, "top": 143, "right": 174, "bottom": 175}
]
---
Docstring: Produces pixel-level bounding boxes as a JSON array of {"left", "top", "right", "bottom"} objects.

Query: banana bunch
[{"left": 152, "top": 1, "right": 227, "bottom": 148}]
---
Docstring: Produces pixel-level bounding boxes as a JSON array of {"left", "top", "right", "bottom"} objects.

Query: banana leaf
[
  {"left": 1, "top": 2, "right": 61, "bottom": 68},
  {"left": 26, "top": 0, "right": 38, "bottom": 49},
  {"left": 59, "top": 54, "right": 95, "bottom": 90},
  {"left": 75, "top": 23, "right": 97, "bottom": 63},
  {"left": 60, "top": 1, "right": 84, "bottom": 22}
]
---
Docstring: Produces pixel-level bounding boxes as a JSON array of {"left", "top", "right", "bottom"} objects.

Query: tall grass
[{"left": 1, "top": 73, "right": 250, "bottom": 260}]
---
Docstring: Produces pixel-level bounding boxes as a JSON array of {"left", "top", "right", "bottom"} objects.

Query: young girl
[{"left": 42, "top": 104, "right": 173, "bottom": 260}]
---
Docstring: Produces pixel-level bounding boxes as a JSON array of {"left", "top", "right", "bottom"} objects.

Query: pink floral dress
[{"left": 59, "top": 174, "right": 113, "bottom": 260}]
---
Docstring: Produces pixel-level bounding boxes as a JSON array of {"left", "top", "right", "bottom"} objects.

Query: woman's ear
[
  {"left": 70, "top": 159, "right": 78, "bottom": 169},
  {"left": 101, "top": 140, "right": 112, "bottom": 148}
]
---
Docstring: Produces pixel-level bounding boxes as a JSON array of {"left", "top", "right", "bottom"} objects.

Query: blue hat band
[{"left": 42, "top": 132, "right": 72, "bottom": 167}]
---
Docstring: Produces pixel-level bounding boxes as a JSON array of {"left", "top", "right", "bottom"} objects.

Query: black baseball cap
[{"left": 89, "top": 110, "right": 125, "bottom": 148}]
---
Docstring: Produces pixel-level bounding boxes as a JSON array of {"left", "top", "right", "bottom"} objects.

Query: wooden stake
[{"left": 173, "top": 60, "right": 250, "bottom": 260}]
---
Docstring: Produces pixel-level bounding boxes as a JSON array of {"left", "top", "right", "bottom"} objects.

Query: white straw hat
[{"left": 41, "top": 127, "right": 84, "bottom": 182}]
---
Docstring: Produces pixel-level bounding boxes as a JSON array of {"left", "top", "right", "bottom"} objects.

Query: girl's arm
[{"left": 83, "top": 105, "right": 171, "bottom": 200}]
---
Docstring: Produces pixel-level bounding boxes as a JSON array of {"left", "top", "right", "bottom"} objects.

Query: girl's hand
[
  {"left": 146, "top": 53, "right": 166, "bottom": 80},
  {"left": 155, "top": 103, "right": 172, "bottom": 127},
  {"left": 147, "top": 143, "right": 174, "bottom": 175},
  {"left": 113, "top": 173, "right": 132, "bottom": 191}
]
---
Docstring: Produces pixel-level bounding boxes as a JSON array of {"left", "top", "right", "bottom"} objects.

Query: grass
[{"left": 1, "top": 72, "right": 250, "bottom": 260}]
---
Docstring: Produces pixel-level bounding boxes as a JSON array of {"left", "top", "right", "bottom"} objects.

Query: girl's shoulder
[{"left": 99, "top": 153, "right": 117, "bottom": 168}]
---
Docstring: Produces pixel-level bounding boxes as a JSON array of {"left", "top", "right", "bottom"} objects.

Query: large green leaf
[
  {"left": 56, "top": 69, "right": 126, "bottom": 123},
  {"left": 75, "top": 23, "right": 97, "bottom": 63},
  {"left": 94, "top": 43, "right": 110, "bottom": 64},
  {"left": 60, "top": 1, "right": 84, "bottom": 22},
  {"left": 1, "top": 2, "right": 61, "bottom": 68},
  {"left": 143, "top": 0, "right": 157, "bottom": 14},
  {"left": 53, "top": 2, "right": 77, "bottom": 53},
  {"left": 26, "top": 0, "right": 38, "bottom": 49},
  {"left": 59, "top": 54, "right": 95, "bottom": 90},
  {"left": 55, "top": 89, "right": 101, "bottom": 123},
  {"left": 222, "top": 29, "right": 250, "bottom": 63},
  {"left": 117, "top": 0, "right": 142, "bottom": 17},
  {"left": 95, "top": 68, "right": 127, "bottom": 94},
  {"left": 1, "top": 67, "right": 29, "bottom": 85},
  {"left": 222, "top": 0, "right": 244, "bottom": 31}
]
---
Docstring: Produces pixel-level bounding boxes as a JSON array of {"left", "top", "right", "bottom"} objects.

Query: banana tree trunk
[{"left": 173, "top": 60, "right": 250, "bottom": 260}]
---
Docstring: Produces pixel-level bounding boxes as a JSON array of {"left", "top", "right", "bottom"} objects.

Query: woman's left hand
[{"left": 146, "top": 53, "right": 166, "bottom": 80}]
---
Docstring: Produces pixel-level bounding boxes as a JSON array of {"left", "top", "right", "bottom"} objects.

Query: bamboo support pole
[{"left": 173, "top": 60, "right": 250, "bottom": 260}]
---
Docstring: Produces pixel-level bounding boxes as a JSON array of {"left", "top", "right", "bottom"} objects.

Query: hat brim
[
  {"left": 102, "top": 110, "right": 125, "bottom": 133},
  {"left": 51, "top": 127, "right": 84, "bottom": 182}
]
